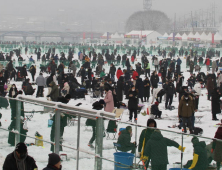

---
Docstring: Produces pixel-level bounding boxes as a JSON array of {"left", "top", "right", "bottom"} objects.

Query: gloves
[
  {"left": 141, "top": 156, "right": 149, "bottom": 162},
  {"left": 178, "top": 145, "right": 186, "bottom": 152},
  {"left": 188, "top": 153, "right": 199, "bottom": 169},
  {"left": 211, "top": 149, "right": 214, "bottom": 153}
]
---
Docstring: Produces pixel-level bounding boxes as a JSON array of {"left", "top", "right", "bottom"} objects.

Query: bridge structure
[{"left": 0, "top": 30, "right": 103, "bottom": 42}]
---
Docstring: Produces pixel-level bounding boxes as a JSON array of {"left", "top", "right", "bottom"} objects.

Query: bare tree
[{"left": 125, "top": 10, "right": 172, "bottom": 34}]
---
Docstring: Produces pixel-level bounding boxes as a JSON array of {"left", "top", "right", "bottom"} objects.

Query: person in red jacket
[
  {"left": 132, "top": 70, "right": 138, "bottom": 85},
  {"left": 131, "top": 55, "right": 135, "bottom": 64},
  {"left": 116, "top": 67, "right": 124, "bottom": 79},
  {"left": 205, "top": 57, "right": 210, "bottom": 71}
]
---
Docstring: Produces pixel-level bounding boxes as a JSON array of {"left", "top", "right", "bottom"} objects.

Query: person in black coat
[
  {"left": 151, "top": 102, "right": 162, "bottom": 119},
  {"left": 124, "top": 79, "right": 132, "bottom": 99},
  {"left": 211, "top": 88, "right": 221, "bottom": 121},
  {"left": 0, "top": 72, "right": 6, "bottom": 96},
  {"left": 150, "top": 71, "right": 159, "bottom": 90},
  {"left": 143, "top": 77, "right": 150, "bottom": 102},
  {"left": 29, "top": 65, "right": 36, "bottom": 82},
  {"left": 117, "top": 76, "right": 124, "bottom": 102},
  {"left": 21, "top": 65, "right": 27, "bottom": 79},
  {"left": 128, "top": 86, "right": 138, "bottom": 122},
  {"left": 165, "top": 79, "right": 176, "bottom": 109},
  {"left": 136, "top": 63, "right": 142, "bottom": 76},
  {"left": 136, "top": 77, "right": 144, "bottom": 103},
  {"left": 3, "top": 142, "right": 38, "bottom": 170},
  {"left": 80, "top": 66, "right": 86, "bottom": 85}
]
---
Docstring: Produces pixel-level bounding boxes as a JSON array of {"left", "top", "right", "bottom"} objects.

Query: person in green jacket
[
  {"left": 100, "top": 69, "right": 106, "bottom": 78},
  {"left": 143, "top": 130, "right": 185, "bottom": 170},
  {"left": 117, "top": 126, "right": 136, "bottom": 153},
  {"left": 184, "top": 137, "right": 208, "bottom": 170},
  {"left": 138, "top": 119, "right": 156, "bottom": 157}
]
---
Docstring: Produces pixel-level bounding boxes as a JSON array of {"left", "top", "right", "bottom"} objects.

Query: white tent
[
  {"left": 206, "top": 32, "right": 212, "bottom": 41},
  {"left": 175, "top": 33, "right": 181, "bottom": 37},
  {"left": 125, "top": 30, "right": 154, "bottom": 36},
  {"left": 182, "top": 33, "right": 188, "bottom": 40},
  {"left": 168, "top": 33, "right": 173, "bottom": 37},
  {"left": 214, "top": 32, "right": 222, "bottom": 41},
  {"left": 162, "top": 33, "right": 169, "bottom": 37},
  {"left": 188, "top": 32, "right": 194, "bottom": 38},
  {"left": 111, "top": 32, "right": 121, "bottom": 39},
  {"left": 193, "top": 32, "right": 201, "bottom": 39},
  {"left": 200, "top": 32, "right": 208, "bottom": 41}
]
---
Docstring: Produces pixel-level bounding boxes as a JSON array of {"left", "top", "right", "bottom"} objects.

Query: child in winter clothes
[{"left": 151, "top": 102, "right": 162, "bottom": 119}]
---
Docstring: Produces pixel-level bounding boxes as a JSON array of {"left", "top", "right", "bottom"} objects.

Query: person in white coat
[
  {"left": 151, "top": 88, "right": 165, "bottom": 104},
  {"left": 61, "top": 82, "right": 70, "bottom": 97},
  {"left": 193, "top": 79, "right": 203, "bottom": 110}
]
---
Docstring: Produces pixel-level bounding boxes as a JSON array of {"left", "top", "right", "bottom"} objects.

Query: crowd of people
[{"left": 0, "top": 43, "right": 222, "bottom": 170}]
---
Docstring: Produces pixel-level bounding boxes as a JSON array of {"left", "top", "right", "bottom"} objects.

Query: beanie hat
[
  {"left": 15, "top": 142, "right": 27, "bottom": 154},
  {"left": 155, "top": 102, "right": 159, "bottom": 105},
  {"left": 48, "top": 153, "right": 61, "bottom": 165}
]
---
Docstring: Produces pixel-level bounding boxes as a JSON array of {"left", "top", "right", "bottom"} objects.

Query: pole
[
  {"left": 95, "top": 117, "right": 104, "bottom": 170},
  {"left": 54, "top": 109, "right": 61, "bottom": 154},
  {"left": 134, "top": 121, "right": 138, "bottom": 167},
  {"left": 181, "top": 133, "right": 184, "bottom": 170},
  {"left": 76, "top": 115, "right": 81, "bottom": 170},
  {"left": 15, "top": 100, "right": 22, "bottom": 144}
]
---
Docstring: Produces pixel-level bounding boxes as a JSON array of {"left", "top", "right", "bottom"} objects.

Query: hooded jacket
[
  {"left": 178, "top": 95, "right": 194, "bottom": 117},
  {"left": 138, "top": 119, "right": 157, "bottom": 152},
  {"left": 144, "top": 131, "right": 179, "bottom": 165},
  {"left": 117, "top": 129, "right": 135, "bottom": 151},
  {"left": 49, "top": 81, "right": 59, "bottom": 101}
]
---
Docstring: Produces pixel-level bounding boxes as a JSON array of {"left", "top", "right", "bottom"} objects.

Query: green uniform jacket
[
  {"left": 117, "top": 129, "right": 135, "bottom": 151},
  {"left": 144, "top": 131, "right": 179, "bottom": 166},
  {"left": 192, "top": 141, "right": 208, "bottom": 170},
  {"left": 138, "top": 128, "right": 155, "bottom": 152}
]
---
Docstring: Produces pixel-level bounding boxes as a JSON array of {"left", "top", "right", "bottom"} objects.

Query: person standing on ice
[
  {"left": 165, "top": 79, "right": 176, "bottom": 110},
  {"left": 128, "top": 85, "right": 138, "bottom": 123},
  {"left": 142, "top": 130, "right": 185, "bottom": 170},
  {"left": 211, "top": 88, "right": 221, "bottom": 121},
  {"left": 178, "top": 93, "right": 194, "bottom": 134},
  {"left": 193, "top": 79, "right": 203, "bottom": 110}
]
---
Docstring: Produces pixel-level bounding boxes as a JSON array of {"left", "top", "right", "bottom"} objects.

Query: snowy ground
[{"left": 0, "top": 52, "right": 220, "bottom": 169}]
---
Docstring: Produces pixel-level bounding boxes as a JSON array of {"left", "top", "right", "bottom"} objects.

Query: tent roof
[
  {"left": 111, "top": 32, "right": 122, "bottom": 39},
  {"left": 175, "top": 33, "right": 181, "bottom": 37},
  {"left": 214, "top": 32, "right": 222, "bottom": 41},
  {"left": 188, "top": 32, "right": 194, "bottom": 38},
  {"left": 182, "top": 33, "right": 188, "bottom": 40},
  {"left": 193, "top": 32, "right": 201, "bottom": 39},
  {"left": 125, "top": 30, "right": 154, "bottom": 36},
  {"left": 200, "top": 32, "right": 207, "bottom": 40},
  {"left": 162, "top": 33, "right": 169, "bottom": 37}
]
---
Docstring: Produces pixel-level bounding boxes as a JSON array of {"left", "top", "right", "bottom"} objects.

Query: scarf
[{"left": 14, "top": 151, "right": 27, "bottom": 170}]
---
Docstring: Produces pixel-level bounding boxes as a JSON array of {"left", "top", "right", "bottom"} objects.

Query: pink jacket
[{"left": 104, "top": 90, "right": 114, "bottom": 113}]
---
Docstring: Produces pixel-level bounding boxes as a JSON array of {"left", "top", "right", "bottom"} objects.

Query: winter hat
[
  {"left": 65, "top": 94, "right": 71, "bottom": 100},
  {"left": 191, "top": 137, "right": 199, "bottom": 145},
  {"left": 18, "top": 90, "right": 23, "bottom": 95},
  {"left": 155, "top": 102, "right": 159, "bottom": 106},
  {"left": 15, "top": 142, "right": 27, "bottom": 154},
  {"left": 147, "top": 119, "right": 157, "bottom": 128},
  {"left": 48, "top": 153, "right": 61, "bottom": 165}
]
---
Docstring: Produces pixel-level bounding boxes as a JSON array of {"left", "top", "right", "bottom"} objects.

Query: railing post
[
  {"left": 181, "top": 133, "right": 184, "bottom": 170},
  {"left": 55, "top": 109, "right": 61, "bottom": 154},
  {"left": 76, "top": 115, "right": 81, "bottom": 170},
  {"left": 15, "top": 100, "right": 22, "bottom": 145},
  {"left": 95, "top": 117, "right": 104, "bottom": 170}
]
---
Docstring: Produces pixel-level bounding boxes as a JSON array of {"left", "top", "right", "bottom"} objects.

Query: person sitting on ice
[
  {"left": 151, "top": 102, "right": 162, "bottom": 119},
  {"left": 117, "top": 126, "right": 136, "bottom": 154}
]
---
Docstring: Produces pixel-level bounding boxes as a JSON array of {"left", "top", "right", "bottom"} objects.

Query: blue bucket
[
  {"left": 48, "top": 119, "right": 53, "bottom": 127},
  {"left": 114, "top": 152, "right": 134, "bottom": 170}
]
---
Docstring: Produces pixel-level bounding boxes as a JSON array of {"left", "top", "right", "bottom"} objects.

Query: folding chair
[
  {"left": 106, "top": 120, "right": 117, "bottom": 140},
  {"left": 113, "top": 142, "right": 121, "bottom": 152}
]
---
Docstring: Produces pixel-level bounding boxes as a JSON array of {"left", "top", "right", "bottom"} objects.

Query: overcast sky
[{"left": 0, "top": 0, "right": 221, "bottom": 32}]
